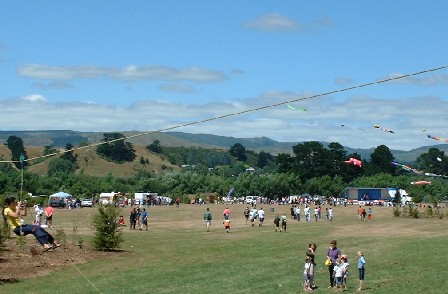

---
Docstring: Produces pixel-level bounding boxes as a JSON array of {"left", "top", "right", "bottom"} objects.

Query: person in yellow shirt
[{"left": 3, "top": 197, "right": 61, "bottom": 252}]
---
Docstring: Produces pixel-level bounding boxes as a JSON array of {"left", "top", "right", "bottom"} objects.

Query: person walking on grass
[
  {"left": 129, "top": 208, "right": 137, "bottom": 230},
  {"left": 280, "top": 212, "right": 287, "bottom": 232},
  {"left": 328, "top": 207, "right": 334, "bottom": 221},
  {"left": 140, "top": 208, "right": 148, "bottom": 231},
  {"left": 257, "top": 207, "right": 265, "bottom": 226},
  {"left": 274, "top": 215, "right": 280, "bottom": 231},
  {"left": 223, "top": 207, "right": 230, "bottom": 220},
  {"left": 243, "top": 206, "right": 250, "bottom": 225},
  {"left": 367, "top": 208, "right": 372, "bottom": 221},
  {"left": 203, "top": 207, "right": 212, "bottom": 232},
  {"left": 357, "top": 251, "right": 366, "bottom": 291},
  {"left": 223, "top": 219, "right": 230, "bottom": 233}
]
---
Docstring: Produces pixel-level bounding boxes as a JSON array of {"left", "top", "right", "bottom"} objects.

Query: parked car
[{"left": 81, "top": 199, "right": 93, "bottom": 207}]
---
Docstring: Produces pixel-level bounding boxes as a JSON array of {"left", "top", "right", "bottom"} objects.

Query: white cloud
[
  {"left": 1, "top": 92, "right": 447, "bottom": 151},
  {"left": 244, "top": 13, "right": 302, "bottom": 32},
  {"left": 17, "top": 64, "right": 228, "bottom": 83},
  {"left": 21, "top": 94, "right": 46, "bottom": 102},
  {"left": 244, "top": 13, "right": 333, "bottom": 33}
]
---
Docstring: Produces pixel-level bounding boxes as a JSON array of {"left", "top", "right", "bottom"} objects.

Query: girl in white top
[{"left": 303, "top": 257, "right": 313, "bottom": 291}]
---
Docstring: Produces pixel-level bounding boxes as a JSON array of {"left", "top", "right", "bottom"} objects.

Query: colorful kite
[
  {"left": 411, "top": 180, "right": 432, "bottom": 185},
  {"left": 287, "top": 105, "right": 307, "bottom": 112},
  {"left": 391, "top": 161, "right": 423, "bottom": 175},
  {"left": 374, "top": 124, "right": 395, "bottom": 134},
  {"left": 391, "top": 161, "right": 448, "bottom": 178},
  {"left": 345, "top": 157, "right": 362, "bottom": 168},
  {"left": 427, "top": 134, "right": 448, "bottom": 142}
]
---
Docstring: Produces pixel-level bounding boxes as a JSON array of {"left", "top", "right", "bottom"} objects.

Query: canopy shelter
[
  {"left": 48, "top": 191, "right": 73, "bottom": 207},
  {"left": 50, "top": 191, "right": 72, "bottom": 198}
]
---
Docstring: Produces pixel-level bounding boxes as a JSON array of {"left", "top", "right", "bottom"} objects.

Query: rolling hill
[{"left": 1, "top": 130, "right": 448, "bottom": 178}]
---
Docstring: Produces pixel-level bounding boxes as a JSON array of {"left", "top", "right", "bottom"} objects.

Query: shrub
[
  {"left": 56, "top": 228, "right": 66, "bottom": 248},
  {"left": 392, "top": 206, "right": 401, "bottom": 217},
  {"left": 408, "top": 205, "right": 419, "bottom": 219},
  {"left": 425, "top": 206, "right": 434, "bottom": 218},
  {"left": 91, "top": 205, "right": 123, "bottom": 251}
]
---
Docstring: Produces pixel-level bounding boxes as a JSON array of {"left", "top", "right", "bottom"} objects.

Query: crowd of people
[
  {"left": 3, "top": 195, "right": 368, "bottom": 290},
  {"left": 198, "top": 205, "right": 368, "bottom": 291},
  {"left": 121, "top": 207, "right": 149, "bottom": 231}
]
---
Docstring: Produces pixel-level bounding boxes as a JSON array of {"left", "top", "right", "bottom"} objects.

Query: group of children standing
[{"left": 303, "top": 241, "right": 366, "bottom": 292}]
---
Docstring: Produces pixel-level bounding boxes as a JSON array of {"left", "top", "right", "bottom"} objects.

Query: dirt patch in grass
[{"left": 0, "top": 238, "right": 125, "bottom": 283}]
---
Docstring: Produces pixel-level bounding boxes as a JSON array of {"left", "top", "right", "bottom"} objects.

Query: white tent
[
  {"left": 50, "top": 191, "right": 72, "bottom": 198},
  {"left": 48, "top": 191, "right": 72, "bottom": 207}
]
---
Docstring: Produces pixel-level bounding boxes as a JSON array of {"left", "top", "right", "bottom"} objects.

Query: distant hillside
[{"left": 1, "top": 130, "right": 447, "bottom": 164}]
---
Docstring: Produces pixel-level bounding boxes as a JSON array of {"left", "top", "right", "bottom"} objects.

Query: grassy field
[{"left": 2, "top": 203, "right": 447, "bottom": 293}]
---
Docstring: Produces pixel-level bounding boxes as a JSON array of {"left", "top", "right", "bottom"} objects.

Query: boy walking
[
  {"left": 223, "top": 219, "right": 230, "bottom": 233},
  {"left": 203, "top": 208, "right": 212, "bottom": 232}
]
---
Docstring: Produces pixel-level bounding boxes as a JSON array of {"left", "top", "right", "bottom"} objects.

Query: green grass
[{"left": 2, "top": 204, "right": 448, "bottom": 293}]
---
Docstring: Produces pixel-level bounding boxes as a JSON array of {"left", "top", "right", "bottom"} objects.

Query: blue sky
[{"left": 1, "top": 1, "right": 448, "bottom": 151}]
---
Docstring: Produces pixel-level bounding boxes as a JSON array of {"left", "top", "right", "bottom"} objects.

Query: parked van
[{"left": 245, "top": 196, "right": 259, "bottom": 204}]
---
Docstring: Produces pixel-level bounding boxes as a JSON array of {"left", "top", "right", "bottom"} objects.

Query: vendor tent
[
  {"left": 48, "top": 191, "right": 72, "bottom": 207},
  {"left": 50, "top": 191, "right": 72, "bottom": 198}
]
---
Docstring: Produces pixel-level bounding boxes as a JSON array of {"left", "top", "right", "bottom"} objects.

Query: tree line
[{"left": 1, "top": 133, "right": 448, "bottom": 204}]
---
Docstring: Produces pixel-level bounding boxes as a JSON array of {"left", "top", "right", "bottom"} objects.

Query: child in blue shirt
[{"left": 357, "top": 251, "right": 366, "bottom": 291}]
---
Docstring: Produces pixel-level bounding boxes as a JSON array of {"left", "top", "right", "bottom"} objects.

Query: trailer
[{"left": 345, "top": 187, "right": 413, "bottom": 205}]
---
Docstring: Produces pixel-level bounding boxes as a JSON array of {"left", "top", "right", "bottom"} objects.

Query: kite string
[
  {"left": 0, "top": 65, "right": 447, "bottom": 164},
  {"left": 72, "top": 262, "right": 103, "bottom": 293}
]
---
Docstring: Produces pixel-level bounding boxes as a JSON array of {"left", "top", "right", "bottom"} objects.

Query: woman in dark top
[
  {"left": 326, "top": 239, "right": 342, "bottom": 288},
  {"left": 306, "top": 243, "right": 317, "bottom": 265}
]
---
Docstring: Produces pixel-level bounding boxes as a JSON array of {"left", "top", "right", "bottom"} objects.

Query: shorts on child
[
  {"left": 335, "top": 276, "right": 343, "bottom": 285},
  {"left": 359, "top": 267, "right": 365, "bottom": 280}
]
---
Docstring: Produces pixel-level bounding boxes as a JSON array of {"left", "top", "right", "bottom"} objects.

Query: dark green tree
[
  {"left": 91, "top": 205, "right": 123, "bottom": 251},
  {"left": 416, "top": 147, "right": 447, "bottom": 176},
  {"left": 229, "top": 143, "right": 247, "bottom": 162},
  {"left": 257, "top": 151, "right": 274, "bottom": 169},
  {"left": 147, "top": 140, "right": 163, "bottom": 153},
  {"left": 292, "top": 141, "right": 331, "bottom": 181},
  {"left": 60, "top": 143, "right": 77, "bottom": 163},
  {"left": 5, "top": 135, "right": 28, "bottom": 169},
  {"left": 276, "top": 153, "right": 293, "bottom": 173},
  {"left": 47, "top": 158, "right": 76, "bottom": 177},
  {"left": 96, "top": 133, "right": 136, "bottom": 163},
  {"left": 366, "top": 145, "right": 395, "bottom": 175},
  {"left": 43, "top": 145, "right": 58, "bottom": 156}
]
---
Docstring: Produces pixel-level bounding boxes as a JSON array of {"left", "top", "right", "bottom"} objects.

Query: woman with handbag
[{"left": 326, "top": 240, "right": 342, "bottom": 288}]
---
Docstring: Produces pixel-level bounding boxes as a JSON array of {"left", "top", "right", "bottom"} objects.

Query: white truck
[
  {"left": 387, "top": 188, "right": 413, "bottom": 205},
  {"left": 345, "top": 187, "right": 413, "bottom": 205}
]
